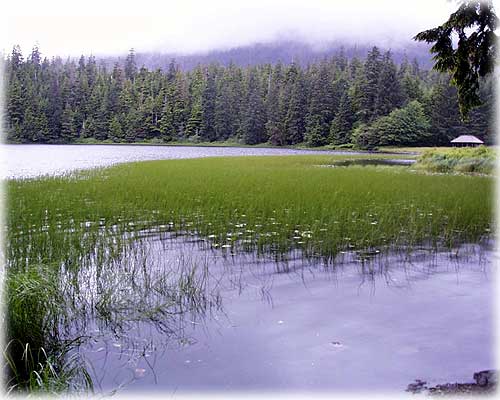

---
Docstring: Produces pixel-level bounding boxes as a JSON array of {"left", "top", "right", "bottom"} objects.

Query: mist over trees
[
  {"left": 103, "top": 40, "right": 435, "bottom": 72},
  {"left": 4, "top": 45, "right": 495, "bottom": 148}
]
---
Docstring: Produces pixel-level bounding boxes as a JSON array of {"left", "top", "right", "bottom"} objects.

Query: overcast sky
[{"left": 2, "top": 0, "right": 463, "bottom": 58}]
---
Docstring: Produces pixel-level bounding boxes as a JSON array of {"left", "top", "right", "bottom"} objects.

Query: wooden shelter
[{"left": 450, "top": 135, "right": 484, "bottom": 147}]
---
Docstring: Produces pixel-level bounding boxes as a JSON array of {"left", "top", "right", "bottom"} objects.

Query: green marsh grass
[
  {"left": 5, "top": 154, "right": 494, "bottom": 392},
  {"left": 414, "top": 146, "right": 496, "bottom": 175},
  {"left": 7, "top": 155, "right": 493, "bottom": 269}
]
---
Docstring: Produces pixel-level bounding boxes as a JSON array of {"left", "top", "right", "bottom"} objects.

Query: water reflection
[{"left": 69, "top": 234, "right": 493, "bottom": 394}]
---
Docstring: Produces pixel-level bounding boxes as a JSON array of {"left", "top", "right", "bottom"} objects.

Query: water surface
[
  {"left": 1, "top": 144, "right": 362, "bottom": 179},
  {"left": 76, "top": 236, "right": 494, "bottom": 394}
]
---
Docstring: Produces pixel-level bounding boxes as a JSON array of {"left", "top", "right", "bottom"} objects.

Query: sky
[{"left": 1, "top": 0, "right": 465, "bottom": 58}]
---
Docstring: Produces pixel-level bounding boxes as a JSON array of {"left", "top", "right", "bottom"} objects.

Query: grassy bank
[
  {"left": 5, "top": 154, "right": 494, "bottom": 392},
  {"left": 414, "top": 146, "right": 496, "bottom": 175}
]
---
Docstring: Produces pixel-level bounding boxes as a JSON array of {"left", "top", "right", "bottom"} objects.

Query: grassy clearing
[
  {"left": 414, "top": 146, "right": 496, "bottom": 175},
  {"left": 5, "top": 154, "right": 493, "bottom": 392}
]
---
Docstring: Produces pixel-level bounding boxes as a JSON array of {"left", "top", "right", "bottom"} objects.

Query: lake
[
  {"left": 3, "top": 145, "right": 494, "bottom": 395},
  {"left": 1, "top": 144, "right": 363, "bottom": 179},
  {"left": 77, "top": 235, "right": 494, "bottom": 394}
]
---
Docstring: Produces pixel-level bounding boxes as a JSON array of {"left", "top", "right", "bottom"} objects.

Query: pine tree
[
  {"left": 265, "top": 62, "right": 286, "bottom": 146},
  {"left": 46, "top": 72, "right": 63, "bottom": 142},
  {"left": 185, "top": 66, "right": 205, "bottom": 138},
  {"left": 304, "top": 60, "right": 334, "bottom": 146},
  {"left": 124, "top": 48, "right": 137, "bottom": 82},
  {"left": 158, "top": 69, "right": 189, "bottom": 141},
  {"left": 214, "top": 63, "right": 244, "bottom": 141},
  {"left": 108, "top": 63, "right": 125, "bottom": 114},
  {"left": 242, "top": 67, "right": 266, "bottom": 144},
  {"left": 357, "top": 46, "right": 382, "bottom": 122},
  {"left": 283, "top": 63, "right": 307, "bottom": 145},
  {"left": 329, "top": 91, "right": 355, "bottom": 145},
  {"left": 374, "top": 51, "right": 403, "bottom": 117},
  {"left": 6, "top": 46, "right": 26, "bottom": 141},
  {"left": 6, "top": 76, "right": 24, "bottom": 140},
  {"left": 424, "top": 78, "right": 469, "bottom": 145},
  {"left": 109, "top": 115, "right": 124, "bottom": 142},
  {"left": 60, "top": 104, "right": 77, "bottom": 142},
  {"left": 200, "top": 64, "right": 217, "bottom": 141},
  {"left": 414, "top": 0, "right": 497, "bottom": 117}
]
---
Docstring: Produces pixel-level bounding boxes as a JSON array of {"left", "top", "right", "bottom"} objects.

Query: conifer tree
[
  {"left": 329, "top": 91, "right": 355, "bottom": 145},
  {"left": 414, "top": 0, "right": 497, "bottom": 118},
  {"left": 304, "top": 60, "right": 334, "bottom": 146},
  {"left": 283, "top": 63, "right": 306, "bottom": 144},
  {"left": 185, "top": 66, "right": 205, "bottom": 138},
  {"left": 357, "top": 46, "right": 382, "bottom": 122},
  {"left": 60, "top": 104, "right": 77, "bottom": 142},
  {"left": 109, "top": 115, "right": 124, "bottom": 142},
  {"left": 242, "top": 67, "right": 266, "bottom": 144},
  {"left": 124, "top": 48, "right": 137, "bottom": 82},
  {"left": 374, "top": 51, "right": 403, "bottom": 117},
  {"left": 200, "top": 65, "right": 217, "bottom": 141},
  {"left": 265, "top": 63, "right": 286, "bottom": 146}
]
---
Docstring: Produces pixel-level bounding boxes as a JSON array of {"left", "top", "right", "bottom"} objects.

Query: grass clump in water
[
  {"left": 414, "top": 146, "right": 496, "bottom": 175},
  {"left": 4, "top": 264, "right": 92, "bottom": 393}
]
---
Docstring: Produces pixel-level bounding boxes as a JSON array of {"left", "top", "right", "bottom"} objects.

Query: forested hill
[
  {"left": 4, "top": 45, "right": 495, "bottom": 147},
  {"left": 103, "top": 40, "right": 435, "bottom": 72}
]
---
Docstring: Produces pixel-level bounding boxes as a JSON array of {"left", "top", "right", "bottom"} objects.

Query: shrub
[{"left": 354, "top": 101, "right": 431, "bottom": 149}]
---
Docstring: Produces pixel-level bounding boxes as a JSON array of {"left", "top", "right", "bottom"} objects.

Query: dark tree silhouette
[{"left": 414, "top": 0, "right": 497, "bottom": 118}]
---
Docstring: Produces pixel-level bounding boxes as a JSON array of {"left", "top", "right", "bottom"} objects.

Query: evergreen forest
[{"left": 3, "top": 45, "right": 495, "bottom": 148}]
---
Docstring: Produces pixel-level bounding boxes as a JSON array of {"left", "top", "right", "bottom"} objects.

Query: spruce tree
[
  {"left": 357, "top": 46, "right": 382, "bottom": 122},
  {"left": 200, "top": 65, "right": 217, "bottom": 141},
  {"left": 6, "top": 76, "right": 24, "bottom": 140},
  {"left": 60, "top": 104, "right": 77, "bottom": 142},
  {"left": 124, "top": 48, "right": 137, "bottom": 82},
  {"left": 108, "top": 115, "right": 124, "bottom": 142},
  {"left": 265, "top": 63, "right": 286, "bottom": 146},
  {"left": 374, "top": 51, "right": 403, "bottom": 117},
  {"left": 185, "top": 66, "right": 205, "bottom": 138},
  {"left": 329, "top": 91, "right": 355, "bottom": 145},
  {"left": 242, "top": 67, "right": 266, "bottom": 145},
  {"left": 283, "top": 63, "right": 306, "bottom": 145},
  {"left": 304, "top": 60, "right": 334, "bottom": 146},
  {"left": 414, "top": 0, "right": 497, "bottom": 117}
]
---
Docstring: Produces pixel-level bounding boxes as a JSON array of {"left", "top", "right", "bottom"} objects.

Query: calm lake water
[
  {"left": 76, "top": 235, "right": 494, "bottom": 395},
  {"left": 4, "top": 143, "right": 492, "bottom": 394},
  {"left": 1, "top": 144, "right": 362, "bottom": 179}
]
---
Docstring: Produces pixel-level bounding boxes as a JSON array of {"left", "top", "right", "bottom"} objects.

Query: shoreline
[{"left": 1, "top": 140, "right": 417, "bottom": 155}]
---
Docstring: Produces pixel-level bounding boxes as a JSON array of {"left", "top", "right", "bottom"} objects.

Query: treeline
[
  {"left": 105, "top": 40, "right": 434, "bottom": 72},
  {"left": 4, "top": 45, "right": 495, "bottom": 148}
]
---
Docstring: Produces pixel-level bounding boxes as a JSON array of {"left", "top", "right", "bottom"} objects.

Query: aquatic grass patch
[
  {"left": 4, "top": 230, "right": 223, "bottom": 393},
  {"left": 7, "top": 155, "right": 493, "bottom": 267},
  {"left": 414, "top": 146, "right": 496, "bottom": 175},
  {"left": 4, "top": 263, "right": 93, "bottom": 393},
  {"left": 3, "top": 340, "right": 93, "bottom": 394}
]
